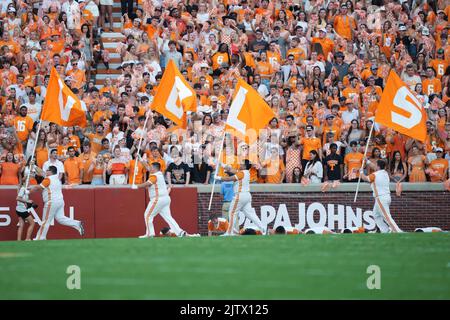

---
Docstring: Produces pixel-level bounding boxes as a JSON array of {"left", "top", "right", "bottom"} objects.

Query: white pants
[
  {"left": 227, "top": 192, "right": 264, "bottom": 234},
  {"left": 34, "top": 201, "right": 81, "bottom": 240},
  {"left": 373, "top": 195, "right": 401, "bottom": 233},
  {"left": 143, "top": 196, "right": 183, "bottom": 237},
  {"left": 110, "top": 174, "right": 126, "bottom": 185}
]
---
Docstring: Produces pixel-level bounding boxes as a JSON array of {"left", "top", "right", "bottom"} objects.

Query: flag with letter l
[
  {"left": 225, "top": 78, "right": 276, "bottom": 143},
  {"left": 151, "top": 59, "right": 197, "bottom": 127},
  {"left": 40, "top": 68, "right": 87, "bottom": 127},
  {"left": 375, "top": 70, "right": 426, "bottom": 142}
]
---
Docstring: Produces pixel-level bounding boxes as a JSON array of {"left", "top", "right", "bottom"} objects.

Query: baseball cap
[
  {"left": 305, "top": 125, "right": 314, "bottom": 131},
  {"left": 345, "top": 98, "right": 353, "bottom": 104},
  {"left": 435, "top": 147, "right": 444, "bottom": 152},
  {"left": 437, "top": 48, "right": 444, "bottom": 54},
  {"left": 210, "top": 96, "right": 218, "bottom": 102},
  {"left": 19, "top": 105, "right": 28, "bottom": 110},
  {"left": 350, "top": 140, "right": 358, "bottom": 147},
  {"left": 326, "top": 114, "right": 334, "bottom": 120},
  {"left": 307, "top": 94, "right": 314, "bottom": 101},
  {"left": 371, "top": 64, "right": 378, "bottom": 70},
  {"left": 7, "top": 7, "right": 16, "bottom": 12},
  {"left": 399, "top": 25, "right": 407, "bottom": 31},
  {"left": 319, "top": 28, "right": 327, "bottom": 34}
]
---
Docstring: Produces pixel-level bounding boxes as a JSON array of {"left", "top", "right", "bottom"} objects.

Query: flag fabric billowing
[
  {"left": 151, "top": 59, "right": 197, "bottom": 127},
  {"left": 375, "top": 70, "right": 427, "bottom": 142},
  {"left": 225, "top": 77, "right": 276, "bottom": 143},
  {"left": 40, "top": 68, "right": 87, "bottom": 127}
]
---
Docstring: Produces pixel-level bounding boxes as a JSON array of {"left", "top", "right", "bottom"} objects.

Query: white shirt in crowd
[
  {"left": 43, "top": 159, "right": 65, "bottom": 178},
  {"left": 341, "top": 108, "right": 360, "bottom": 125},
  {"left": 304, "top": 160, "right": 323, "bottom": 183}
]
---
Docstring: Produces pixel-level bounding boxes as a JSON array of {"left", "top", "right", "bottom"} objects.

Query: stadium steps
[{"left": 95, "top": 0, "right": 124, "bottom": 88}]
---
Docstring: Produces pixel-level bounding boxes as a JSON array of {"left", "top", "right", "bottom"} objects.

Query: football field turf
[{"left": 1, "top": 233, "right": 449, "bottom": 300}]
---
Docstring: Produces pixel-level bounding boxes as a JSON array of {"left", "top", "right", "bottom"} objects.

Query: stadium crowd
[{"left": 0, "top": 0, "right": 449, "bottom": 187}]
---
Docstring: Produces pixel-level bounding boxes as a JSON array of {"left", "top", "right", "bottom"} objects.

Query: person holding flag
[
  {"left": 215, "top": 160, "right": 268, "bottom": 236},
  {"left": 209, "top": 77, "right": 276, "bottom": 235},
  {"left": 359, "top": 160, "right": 402, "bottom": 233}
]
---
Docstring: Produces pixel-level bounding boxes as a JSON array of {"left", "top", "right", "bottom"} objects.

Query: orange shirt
[
  {"left": 256, "top": 60, "right": 273, "bottom": 78},
  {"left": 429, "top": 59, "right": 448, "bottom": 79},
  {"left": 344, "top": 152, "right": 364, "bottom": 177},
  {"left": 0, "top": 162, "right": 20, "bottom": 185},
  {"left": 57, "top": 145, "right": 70, "bottom": 158},
  {"left": 263, "top": 158, "right": 285, "bottom": 184},
  {"left": 212, "top": 52, "right": 229, "bottom": 70},
  {"left": 333, "top": 15, "right": 356, "bottom": 40},
  {"left": 14, "top": 115, "right": 34, "bottom": 142},
  {"left": 286, "top": 47, "right": 306, "bottom": 61},
  {"left": 422, "top": 78, "right": 442, "bottom": 95},
  {"left": 67, "top": 69, "right": 86, "bottom": 90},
  {"left": 342, "top": 87, "right": 360, "bottom": 102},
  {"left": 429, "top": 158, "right": 448, "bottom": 182},
  {"left": 87, "top": 133, "right": 105, "bottom": 154},
  {"left": 243, "top": 52, "right": 256, "bottom": 69},
  {"left": 36, "top": 146, "right": 49, "bottom": 168},
  {"left": 79, "top": 153, "right": 94, "bottom": 183},
  {"left": 64, "top": 157, "right": 83, "bottom": 184},
  {"left": 128, "top": 159, "right": 146, "bottom": 184},
  {"left": 302, "top": 137, "right": 322, "bottom": 160},
  {"left": 321, "top": 125, "right": 341, "bottom": 144},
  {"left": 267, "top": 51, "right": 281, "bottom": 68},
  {"left": 311, "top": 37, "right": 334, "bottom": 59},
  {"left": 68, "top": 135, "right": 81, "bottom": 150},
  {"left": 208, "top": 218, "right": 229, "bottom": 233},
  {"left": 145, "top": 154, "right": 166, "bottom": 174}
]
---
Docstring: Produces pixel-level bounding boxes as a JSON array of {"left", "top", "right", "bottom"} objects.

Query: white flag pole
[
  {"left": 208, "top": 131, "right": 226, "bottom": 211},
  {"left": 353, "top": 123, "right": 375, "bottom": 203},
  {"left": 132, "top": 110, "right": 151, "bottom": 186},
  {"left": 25, "top": 121, "right": 42, "bottom": 189}
]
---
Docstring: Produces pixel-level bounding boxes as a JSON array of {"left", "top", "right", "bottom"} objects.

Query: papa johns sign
[{"left": 238, "top": 202, "right": 375, "bottom": 231}]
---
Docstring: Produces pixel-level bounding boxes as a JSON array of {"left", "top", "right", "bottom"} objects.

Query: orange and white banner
[
  {"left": 40, "top": 68, "right": 87, "bottom": 127},
  {"left": 375, "top": 70, "right": 427, "bottom": 142},
  {"left": 151, "top": 59, "right": 197, "bottom": 127},
  {"left": 225, "top": 78, "right": 276, "bottom": 143}
]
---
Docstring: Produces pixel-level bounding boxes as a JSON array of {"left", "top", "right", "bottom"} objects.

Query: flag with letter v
[
  {"left": 225, "top": 77, "right": 276, "bottom": 143},
  {"left": 40, "top": 68, "right": 87, "bottom": 127},
  {"left": 151, "top": 59, "right": 197, "bottom": 128},
  {"left": 375, "top": 70, "right": 427, "bottom": 142}
]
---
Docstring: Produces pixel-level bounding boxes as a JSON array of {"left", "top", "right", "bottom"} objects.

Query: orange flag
[
  {"left": 40, "top": 68, "right": 87, "bottom": 127},
  {"left": 151, "top": 59, "right": 197, "bottom": 127},
  {"left": 375, "top": 70, "right": 427, "bottom": 142},
  {"left": 225, "top": 77, "right": 276, "bottom": 143}
]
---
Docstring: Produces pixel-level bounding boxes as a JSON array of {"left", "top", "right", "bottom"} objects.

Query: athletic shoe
[
  {"left": 186, "top": 233, "right": 201, "bottom": 237},
  {"left": 178, "top": 231, "right": 187, "bottom": 237},
  {"left": 138, "top": 235, "right": 152, "bottom": 238},
  {"left": 263, "top": 228, "right": 269, "bottom": 236},
  {"left": 79, "top": 221, "right": 85, "bottom": 236}
]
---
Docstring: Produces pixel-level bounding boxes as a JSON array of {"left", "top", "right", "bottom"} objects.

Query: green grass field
[{"left": 0, "top": 233, "right": 449, "bottom": 299}]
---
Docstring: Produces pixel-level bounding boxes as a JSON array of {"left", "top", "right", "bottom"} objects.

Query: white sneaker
[
  {"left": 186, "top": 233, "right": 201, "bottom": 237},
  {"left": 138, "top": 235, "right": 153, "bottom": 238},
  {"left": 79, "top": 221, "right": 85, "bottom": 236}
]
